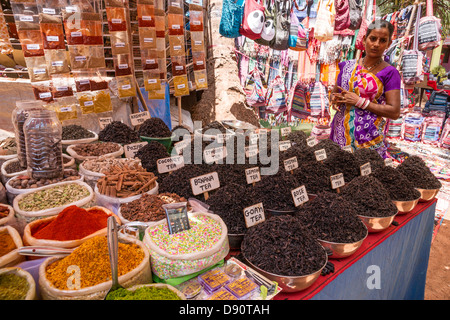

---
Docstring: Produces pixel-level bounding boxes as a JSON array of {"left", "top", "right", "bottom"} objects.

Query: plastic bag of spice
[
  {"left": 168, "top": 14, "right": 184, "bottom": 36},
  {"left": 137, "top": 4, "right": 155, "bottom": 28},
  {"left": 173, "top": 75, "right": 190, "bottom": 97},
  {"left": 22, "top": 206, "right": 119, "bottom": 249},
  {"left": 39, "top": 14, "right": 65, "bottom": 50},
  {"left": 38, "top": 236, "right": 151, "bottom": 300},
  {"left": 45, "top": 49, "right": 70, "bottom": 75},
  {"left": 143, "top": 70, "right": 161, "bottom": 91},
  {"left": 141, "top": 48, "right": 159, "bottom": 70},
  {"left": 171, "top": 55, "right": 187, "bottom": 76},
  {"left": 31, "top": 81, "right": 54, "bottom": 102},
  {"left": 18, "top": 28, "right": 45, "bottom": 57},
  {"left": 68, "top": 45, "right": 89, "bottom": 70},
  {"left": 106, "top": 7, "right": 127, "bottom": 32},
  {"left": 53, "top": 101, "right": 79, "bottom": 123},
  {"left": 117, "top": 75, "right": 137, "bottom": 98},
  {"left": 114, "top": 54, "right": 133, "bottom": 76},
  {"left": 169, "top": 35, "right": 186, "bottom": 56},
  {"left": 0, "top": 225, "right": 25, "bottom": 268},
  {"left": 139, "top": 27, "right": 157, "bottom": 49},
  {"left": 51, "top": 74, "right": 74, "bottom": 98},
  {"left": 191, "top": 31, "right": 205, "bottom": 52},
  {"left": 81, "top": 12, "right": 103, "bottom": 45},
  {"left": 194, "top": 70, "right": 208, "bottom": 91},
  {"left": 110, "top": 31, "right": 130, "bottom": 55},
  {"left": 154, "top": 15, "right": 165, "bottom": 37},
  {"left": 25, "top": 56, "right": 50, "bottom": 82}
]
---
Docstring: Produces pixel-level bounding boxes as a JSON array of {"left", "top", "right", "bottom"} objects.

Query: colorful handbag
[
  {"left": 255, "top": 0, "right": 276, "bottom": 46},
  {"left": 219, "top": 0, "right": 245, "bottom": 38},
  {"left": 271, "top": 0, "right": 291, "bottom": 50},
  {"left": 265, "top": 75, "right": 288, "bottom": 114},
  {"left": 239, "top": 0, "right": 266, "bottom": 40}
]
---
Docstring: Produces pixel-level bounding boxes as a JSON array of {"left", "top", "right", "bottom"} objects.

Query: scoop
[{"left": 104, "top": 216, "right": 124, "bottom": 299}]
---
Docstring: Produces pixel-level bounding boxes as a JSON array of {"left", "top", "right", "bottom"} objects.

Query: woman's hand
[{"left": 333, "top": 86, "right": 360, "bottom": 106}]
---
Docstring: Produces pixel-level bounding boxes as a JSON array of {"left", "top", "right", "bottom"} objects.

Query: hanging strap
[
  {"left": 426, "top": 0, "right": 433, "bottom": 16},
  {"left": 413, "top": 3, "right": 421, "bottom": 51}
]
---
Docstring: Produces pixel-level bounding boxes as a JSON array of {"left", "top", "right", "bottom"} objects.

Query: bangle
[
  {"left": 362, "top": 99, "right": 370, "bottom": 109},
  {"left": 356, "top": 98, "right": 364, "bottom": 108}
]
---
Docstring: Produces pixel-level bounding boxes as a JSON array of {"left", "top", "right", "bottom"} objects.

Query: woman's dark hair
[{"left": 366, "top": 19, "right": 395, "bottom": 39}]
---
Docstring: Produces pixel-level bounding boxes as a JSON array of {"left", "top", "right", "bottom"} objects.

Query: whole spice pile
[
  {"left": 96, "top": 163, "right": 157, "bottom": 198},
  {"left": 106, "top": 286, "right": 181, "bottom": 300},
  {"left": 397, "top": 155, "right": 442, "bottom": 190},
  {"left": 0, "top": 230, "right": 16, "bottom": 257},
  {"left": 0, "top": 137, "right": 17, "bottom": 155},
  {"left": 8, "top": 169, "right": 81, "bottom": 190},
  {"left": 4, "top": 160, "right": 26, "bottom": 174},
  {"left": 0, "top": 205, "right": 10, "bottom": 219},
  {"left": 296, "top": 192, "right": 368, "bottom": 243},
  {"left": 138, "top": 117, "right": 172, "bottom": 138},
  {"left": 372, "top": 166, "right": 422, "bottom": 201},
  {"left": 31, "top": 205, "right": 110, "bottom": 241},
  {"left": 71, "top": 142, "right": 121, "bottom": 157},
  {"left": 98, "top": 121, "right": 140, "bottom": 145},
  {"left": 323, "top": 149, "right": 360, "bottom": 183},
  {"left": 341, "top": 176, "right": 398, "bottom": 217},
  {"left": 134, "top": 141, "right": 169, "bottom": 176},
  {"left": 45, "top": 236, "right": 144, "bottom": 290},
  {"left": 0, "top": 272, "right": 29, "bottom": 300},
  {"left": 353, "top": 148, "right": 385, "bottom": 172},
  {"left": 206, "top": 183, "right": 249, "bottom": 234},
  {"left": 241, "top": 215, "right": 327, "bottom": 276},
  {"left": 120, "top": 192, "right": 188, "bottom": 223},
  {"left": 81, "top": 157, "right": 142, "bottom": 174},
  {"left": 18, "top": 183, "right": 91, "bottom": 212},
  {"left": 62, "top": 125, "right": 95, "bottom": 141},
  {"left": 292, "top": 161, "right": 334, "bottom": 194}
]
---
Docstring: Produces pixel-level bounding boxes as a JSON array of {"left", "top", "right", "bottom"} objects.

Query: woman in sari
[{"left": 330, "top": 20, "right": 401, "bottom": 158}]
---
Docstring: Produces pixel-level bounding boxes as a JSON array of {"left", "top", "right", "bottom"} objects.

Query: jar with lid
[
  {"left": 23, "top": 108, "right": 64, "bottom": 180},
  {"left": 11, "top": 100, "right": 45, "bottom": 168}
]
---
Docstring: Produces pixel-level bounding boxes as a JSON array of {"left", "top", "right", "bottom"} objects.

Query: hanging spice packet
[
  {"left": 168, "top": 13, "right": 184, "bottom": 36},
  {"left": 40, "top": 14, "right": 65, "bottom": 50},
  {"left": 106, "top": 7, "right": 127, "bottom": 32},
  {"left": 154, "top": 15, "right": 165, "bottom": 37},
  {"left": 169, "top": 35, "right": 185, "bottom": 56},
  {"left": 68, "top": 45, "right": 89, "bottom": 69},
  {"left": 81, "top": 12, "right": 103, "bottom": 45},
  {"left": 32, "top": 80, "right": 54, "bottom": 102},
  {"left": 171, "top": 55, "right": 187, "bottom": 76},
  {"left": 190, "top": 31, "right": 204, "bottom": 52},
  {"left": 93, "top": 90, "right": 113, "bottom": 113},
  {"left": 148, "top": 83, "right": 166, "bottom": 100},
  {"left": 173, "top": 75, "right": 190, "bottom": 97},
  {"left": 137, "top": 4, "right": 155, "bottom": 28},
  {"left": 73, "top": 71, "right": 92, "bottom": 92},
  {"left": 139, "top": 27, "right": 157, "bottom": 49},
  {"left": 189, "top": 10, "right": 204, "bottom": 32},
  {"left": 114, "top": 53, "right": 133, "bottom": 76},
  {"left": 77, "top": 91, "right": 96, "bottom": 114},
  {"left": 25, "top": 55, "right": 50, "bottom": 82},
  {"left": 63, "top": 12, "right": 83, "bottom": 45},
  {"left": 192, "top": 51, "right": 206, "bottom": 71},
  {"left": 51, "top": 73, "right": 74, "bottom": 98},
  {"left": 116, "top": 74, "right": 136, "bottom": 98},
  {"left": 194, "top": 70, "right": 208, "bottom": 90},
  {"left": 45, "top": 49, "right": 70, "bottom": 74},
  {"left": 18, "top": 27, "right": 45, "bottom": 57},
  {"left": 143, "top": 70, "right": 161, "bottom": 91},
  {"left": 168, "top": 0, "right": 183, "bottom": 14},
  {"left": 110, "top": 31, "right": 130, "bottom": 55},
  {"left": 141, "top": 48, "right": 159, "bottom": 70}
]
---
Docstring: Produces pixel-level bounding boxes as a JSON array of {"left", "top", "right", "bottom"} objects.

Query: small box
[
  {"left": 225, "top": 277, "right": 259, "bottom": 300},
  {"left": 207, "top": 288, "right": 238, "bottom": 300},
  {"left": 198, "top": 269, "right": 231, "bottom": 294}
]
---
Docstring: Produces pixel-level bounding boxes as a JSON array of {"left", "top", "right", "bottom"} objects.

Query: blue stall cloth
[
  {"left": 137, "top": 84, "right": 172, "bottom": 130},
  {"left": 273, "top": 200, "right": 437, "bottom": 300}
]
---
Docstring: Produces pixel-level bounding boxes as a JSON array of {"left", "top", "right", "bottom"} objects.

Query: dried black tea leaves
[
  {"left": 286, "top": 130, "right": 308, "bottom": 147},
  {"left": 135, "top": 140, "right": 169, "bottom": 177},
  {"left": 98, "top": 121, "right": 139, "bottom": 145},
  {"left": 62, "top": 125, "right": 95, "bottom": 141},
  {"left": 201, "top": 121, "right": 228, "bottom": 133},
  {"left": 323, "top": 149, "right": 360, "bottom": 183},
  {"left": 372, "top": 166, "right": 421, "bottom": 201},
  {"left": 292, "top": 161, "right": 334, "bottom": 195},
  {"left": 296, "top": 192, "right": 368, "bottom": 243},
  {"left": 340, "top": 175, "right": 398, "bottom": 217},
  {"left": 310, "top": 139, "right": 342, "bottom": 158},
  {"left": 353, "top": 148, "right": 385, "bottom": 172},
  {"left": 241, "top": 215, "right": 327, "bottom": 277},
  {"left": 138, "top": 117, "right": 172, "bottom": 138},
  {"left": 397, "top": 155, "right": 442, "bottom": 190}
]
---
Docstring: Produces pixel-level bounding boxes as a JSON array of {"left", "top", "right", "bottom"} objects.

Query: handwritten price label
[
  {"left": 245, "top": 167, "right": 261, "bottom": 185},
  {"left": 342, "top": 145, "right": 353, "bottom": 153},
  {"left": 124, "top": 142, "right": 148, "bottom": 158},
  {"left": 284, "top": 157, "right": 299, "bottom": 172},
  {"left": 279, "top": 140, "right": 292, "bottom": 152},
  {"left": 243, "top": 202, "right": 265, "bottom": 228},
  {"left": 291, "top": 185, "right": 309, "bottom": 207},
  {"left": 157, "top": 155, "right": 185, "bottom": 174},
  {"left": 360, "top": 162, "right": 372, "bottom": 176},
  {"left": 330, "top": 173, "right": 345, "bottom": 190},
  {"left": 190, "top": 172, "right": 220, "bottom": 196},
  {"left": 280, "top": 127, "right": 292, "bottom": 137},
  {"left": 129, "top": 111, "right": 150, "bottom": 126},
  {"left": 315, "top": 149, "right": 327, "bottom": 161},
  {"left": 307, "top": 136, "right": 318, "bottom": 147}
]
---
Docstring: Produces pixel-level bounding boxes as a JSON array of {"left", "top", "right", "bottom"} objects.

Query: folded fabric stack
[
  {"left": 402, "top": 113, "right": 424, "bottom": 142},
  {"left": 387, "top": 118, "right": 403, "bottom": 139}
]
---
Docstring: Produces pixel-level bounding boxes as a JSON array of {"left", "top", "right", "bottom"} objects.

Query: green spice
[
  {"left": 18, "top": 183, "right": 90, "bottom": 212},
  {"left": 106, "top": 286, "right": 181, "bottom": 300},
  {"left": 0, "top": 273, "right": 29, "bottom": 300}
]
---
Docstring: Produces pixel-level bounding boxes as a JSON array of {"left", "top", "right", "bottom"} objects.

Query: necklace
[{"left": 362, "top": 58, "right": 383, "bottom": 72}]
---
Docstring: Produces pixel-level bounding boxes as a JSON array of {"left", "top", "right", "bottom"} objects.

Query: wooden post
[{"left": 177, "top": 96, "right": 183, "bottom": 126}]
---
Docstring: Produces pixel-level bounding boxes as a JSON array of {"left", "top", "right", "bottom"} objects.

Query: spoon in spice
[{"left": 105, "top": 216, "right": 124, "bottom": 299}]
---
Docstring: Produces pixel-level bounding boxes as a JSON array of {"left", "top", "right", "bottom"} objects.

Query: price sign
[
  {"left": 245, "top": 144, "right": 259, "bottom": 158},
  {"left": 249, "top": 133, "right": 259, "bottom": 145},
  {"left": 243, "top": 202, "right": 265, "bottom": 228},
  {"left": 330, "top": 173, "right": 345, "bottom": 190},
  {"left": 284, "top": 157, "right": 298, "bottom": 172},
  {"left": 315, "top": 149, "right": 327, "bottom": 161},
  {"left": 163, "top": 203, "right": 190, "bottom": 234},
  {"left": 279, "top": 140, "right": 292, "bottom": 152},
  {"left": 203, "top": 146, "right": 227, "bottom": 164},
  {"left": 342, "top": 145, "right": 353, "bottom": 153},
  {"left": 190, "top": 172, "right": 220, "bottom": 196},
  {"left": 281, "top": 127, "right": 291, "bottom": 138},
  {"left": 360, "top": 162, "right": 372, "bottom": 176},
  {"left": 307, "top": 136, "right": 318, "bottom": 147},
  {"left": 129, "top": 111, "right": 150, "bottom": 126},
  {"left": 291, "top": 185, "right": 309, "bottom": 207},
  {"left": 157, "top": 155, "right": 185, "bottom": 174},
  {"left": 245, "top": 167, "right": 261, "bottom": 185},
  {"left": 385, "top": 158, "right": 395, "bottom": 167},
  {"left": 216, "top": 133, "right": 233, "bottom": 144},
  {"left": 173, "top": 137, "right": 191, "bottom": 154},
  {"left": 124, "top": 141, "right": 148, "bottom": 158}
]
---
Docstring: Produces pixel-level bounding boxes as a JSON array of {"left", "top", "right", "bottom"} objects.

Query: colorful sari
[{"left": 330, "top": 59, "right": 401, "bottom": 158}]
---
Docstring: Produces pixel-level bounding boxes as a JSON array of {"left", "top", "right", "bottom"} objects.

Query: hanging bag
[
  {"left": 219, "top": 0, "right": 245, "bottom": 38},
  {"left": 314, "top": 0, "right": 335, "bottom": 42},
  {"left": 309, "top": 81, "right": 329, "bottom": 118},
  {"left": 239, "top": 0, "right": 266, "bottom": 40},
  {"left": 271, "top": 0, "right": 291, "bottom": 50},
  {"left": 334, "top": 0, "right": 350, "bottom": 31},
  {"left": 255, "top": 0, "right": 276, "bottom": 46},
  {"left": 289, "top": 4, "right": 309, "bottom": 51},
  {"left": 418, "top": 0, "right": 441, "bottom": 51},
  {"left": 402, "top": 4, "right": 424, "bottom": 85},
  {"left": 348, "top": 0, "right": 363, "bottom": 30},
  {"left": 288, "top": 80, "right": 310, "bottom": 119},
  {"left": 356, "top": 0, "right": 375, "bottom": 51},
  {"left": 265, "top": 75, "right": 288, "bottom": 114},
  {"left": 244, "top": 67, "right": 267, "bottom": 106}
]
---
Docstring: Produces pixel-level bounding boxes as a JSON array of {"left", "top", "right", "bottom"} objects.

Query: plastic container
[
  {"left": 23, "top": 109, "right": 64, "bottom": 180},
  {"left": 140, "top": 132, "right": 176, "bottom": 152},
  {"left": 198, "top": 268, "right": 231, "bottom": 294}
]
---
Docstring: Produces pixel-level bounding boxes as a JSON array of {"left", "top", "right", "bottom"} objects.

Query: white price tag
[
  {"left": 43, "top": 8, "right": 56, "bottom": 14},
  {"left": 174, "top": 137, "right": 191, "bottom": 154},
  {"left": 243, "top": 203, "right": 265, "bottom": 228},
  {"left": 33, "top": 68, "right": 46, "bottom": 75},
  {"left": 84, "top": 101, "right": 94, "bottom": 107},
  {"left": 39, "top": 92, "right": 52, "bottom": 99},
  {"left": 71, "top": 31, "right": 82, "bottom": 37},
  {"left": 99, "top": 117, "right": 113, "bottom": 129},
  {"left": 384, "top": 158, "right": 395, "bottom": 167},
  {"left": 330, "top": 173, "right": 345, "bottom": 190},
  {"left": 249, "top": 133, "right": 258, "bottom": 145},
  {"left": 111, "top": 19, "right": 122, "bottom": 24},
  {"left": 157, "top": 155, "right": 185, "bottom": 173},
  {"left": 27, "top": 44, "right": 40, "bottom": 50},
  {"left": 291, "top": 185, "right": 309, "bottom": 207},
  {"left": 279, "top": 140, "right": 292, "bottom": 152},
  {"left": 203, "top": 146, "right": 227, "bottom": 164},
  {"left": 19, "top": 15, "right": 33, "bottom": 22},
  {"left": 281, "top": 127, "right": 291, "bottom": 137},
  {"left": 51, "top": 61, "right": 64, "bottom": 67},
  {"left": 124, "top": 142, "right": 148, "bottom": 158},
  {"left": 307, "top": 136, "right": 318, "bottom": 147},
  {"left": 216, "top": 133, "right": 232, "bottom": 144},
  {"left": 190, "top": 172, "right": 220, "bottom": 196},
  {"left": 245, "top": 144, "right": 259, "bottom": 158},
  {"left": 342, "top": 145, "right": 353, "bottom": 153},
  {"left": 46, "top": 36, "right": 59, "bottom": 42},
  {"left": 284, "top": 157, "right": 299, "bottom": 172},
  {"left": 315, "top": 149, "right": 327, "bottom": 161},
  {"left": 130, "top": 111, "right": 150, "bottom": 126},
  {"left": 360, "top": 162, "right": 372, "bottom": 176},
  {"left": 245, "top": 167, "right": 261, "bottom": 185},
  {"left": 59, "top": 107, "right": 72, "bottom": 112}
]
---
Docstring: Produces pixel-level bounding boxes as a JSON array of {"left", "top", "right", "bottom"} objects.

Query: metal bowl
[
  {"left": 228, "top": 233, "right": 244, "bottom": 250},
  {"left": 392, "top": 197, "right": 420, "bottom": 214},
  {"left": 416, "top": 188, "right": 440, "bottom": 202},
  {"left": 317, "top": 226, "right": 368, "bottom": 259},
  {"left": 357, "top": 212, "right": 398, "bottom": 233},
  {"left": 241, "top": 250, "right": 328, "bottom": 293},
  {"left": 265, "top": 208, "right": 296, "bottom": 219}
]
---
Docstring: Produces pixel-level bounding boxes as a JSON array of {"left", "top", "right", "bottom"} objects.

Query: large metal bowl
[
  {"left": 317, "top": 226, "right": 368, "bottom": 259},
  {"left": 416, "top": 188, "right": 440, "bottom": 202},
  {"left": 265, "top": 208, "right": 296, "bottom": 219},
  {"left": 357, "top": 212, "right": 398, "bottom": 233},
  {"left": 241, "top": 249, "right": 328, "bottom": 293},
  {"left": 392, "top": 197, "right": 420, "bottom": 214}
]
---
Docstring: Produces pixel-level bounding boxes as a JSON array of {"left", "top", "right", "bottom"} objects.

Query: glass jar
[
  {"left": 11, "top": 101, "right": 44, "bottom": 168},
  {"left": 23, "top": 108, "right": 64, "bottom": 180}
]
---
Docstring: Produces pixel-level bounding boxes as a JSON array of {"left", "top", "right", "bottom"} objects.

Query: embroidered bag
[
  {"left": 348, "top": 0, "right": 363, "bottom": 30},
  {"left": 309, "top": 81, "right": 329, "bottom": 118},
  {"left": 334, "top": 0, "right": 350, "bottom": 31},
  {"left": 265, "top": 75, "right": 288, "bottom": 114},
  {"left": 271, "top": 0, "right": 291, "bottom": 50},
  {"left": 289, "top": 6, "right": 308, "bottom": 51},
  {"left": 418, "top": 0, "right": 441, "bottom": 51},
  {"left": 239, "top": 0, "right": 265, "bottom": 40},
  {"left": 314, "top": 0, "right": 335, "bottom": 42},
  {"left": 219, "top": 0, "right": 245, "bottom": 38},
  {"left": 255, "top": 0, "right": 276, "bottom": 46},
  {"left": 402, "top": 4, "right": 424, "bottom": 85},
  {"left": 288, "top": 80, "right": 310, "bottom": 119}
]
